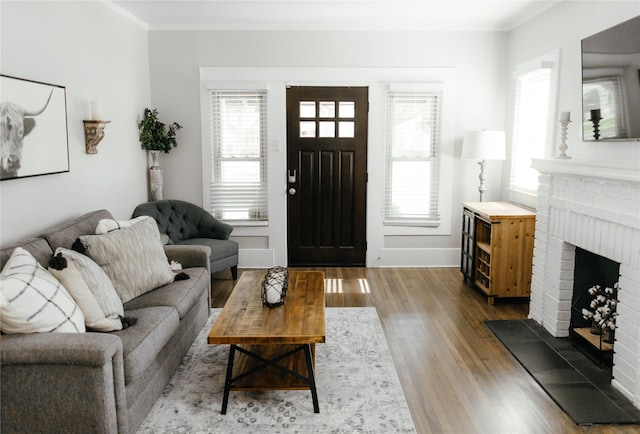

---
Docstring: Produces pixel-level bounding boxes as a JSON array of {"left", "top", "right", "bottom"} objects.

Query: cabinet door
[
  {"left": 490, "top": 217, "right": 534, "bottom": 298},
  {"left": 460, "top": 209, "right": 475, "bottom": 281}
]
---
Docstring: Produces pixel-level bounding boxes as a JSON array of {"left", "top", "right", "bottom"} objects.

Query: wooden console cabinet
[{"left": 461, "top": 202, "right": 535, "bottom": 305}]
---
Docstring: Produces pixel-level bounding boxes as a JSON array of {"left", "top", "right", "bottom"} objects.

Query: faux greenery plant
[{"left": 138, "top": 108, "right": 183, "bottom": 153}]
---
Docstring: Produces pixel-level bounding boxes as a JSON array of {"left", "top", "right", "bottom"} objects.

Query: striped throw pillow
[{"left": 0, "top": 247, "right": 85, "bottom": 334}]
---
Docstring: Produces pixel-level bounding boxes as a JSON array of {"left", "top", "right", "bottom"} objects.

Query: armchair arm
[
  {"left": 164, "top": 244, "right": 211, "bottom": 273},
  {"left": 196, "top": 212, "right": 233, "bottom": 240},
  {"left": 1, "top": 332, "right": 127, "bottom": 434}
]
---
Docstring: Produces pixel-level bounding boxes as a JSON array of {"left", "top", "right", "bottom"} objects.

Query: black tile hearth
[{"left": 486, "top": 319, "right": 640, "bottom": 426}]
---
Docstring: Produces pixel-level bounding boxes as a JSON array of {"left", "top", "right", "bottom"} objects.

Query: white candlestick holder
[{"left": 556, "top": 120, "right": 572, "bottom": 159}]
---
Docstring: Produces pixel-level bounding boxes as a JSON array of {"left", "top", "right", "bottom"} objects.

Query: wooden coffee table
[{"left": 207, "top": 270, "right": 325, "bottom": 414}]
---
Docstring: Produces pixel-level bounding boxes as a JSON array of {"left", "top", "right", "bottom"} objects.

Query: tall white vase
[{"left": 149, "top": 150, "right": 163, "bottom": 201}]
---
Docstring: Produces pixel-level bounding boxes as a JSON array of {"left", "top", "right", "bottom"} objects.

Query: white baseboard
[
  {"left": 238, "top": 249, "right": 275, "bottom": 268},
  {"left": 237, "top": 247, "right": 461, "bottom": 268},
  {"left": 370, "top": 248, "right": 459, "bottom": 268}
]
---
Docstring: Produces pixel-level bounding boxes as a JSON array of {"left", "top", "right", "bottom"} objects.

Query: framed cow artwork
[{"left": 0, "top": 75, "right": 69, "bottom": 181}]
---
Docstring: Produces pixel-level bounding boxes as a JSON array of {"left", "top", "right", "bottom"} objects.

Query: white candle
[
  {"left": 91, "top": 100, "right": 103, "bottom": 120},
  {"left": 560, "top": 111, "right": 570, "bottom": 122},
  {"left": 266, "top": 283, "right": 282, "bottom": 304}
]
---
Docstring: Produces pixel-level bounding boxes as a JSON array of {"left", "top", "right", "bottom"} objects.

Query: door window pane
[
  {"left": 319, "top": 121, "right": 335, "bottom": 137},
  {"left": 300, "top": 101, "right": 316, "bottom": 118},
  {"left": 300, "top": 121, "right": 316, "bottom": 137},
  {"left": 339, "top": 101, "right": 355, "bottom": 118},
  {"left": 339, "top": 121, "right": 354, "bottom": 138},
  {"left": 319, "top": 101, "right": 336, "bottom": 118}
]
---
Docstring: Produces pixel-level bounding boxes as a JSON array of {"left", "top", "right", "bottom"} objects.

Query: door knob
[{"left": 288, "top": 188, "right": 297, "bottom": 195}]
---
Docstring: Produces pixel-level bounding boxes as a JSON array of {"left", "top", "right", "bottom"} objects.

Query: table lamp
[{"left": 461, "top": 130, "right": 506, "bottom": 201}]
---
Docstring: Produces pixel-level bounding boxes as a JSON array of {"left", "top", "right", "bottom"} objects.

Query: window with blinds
[
  {"left": 384, "top": 88, "right": 442, "bottom": 226},
  {"left": 208, "top": 90, "right": 268, "bottom": 222},
  {"left": 510, "top": 52, "right": 559, "bottom": 195}
]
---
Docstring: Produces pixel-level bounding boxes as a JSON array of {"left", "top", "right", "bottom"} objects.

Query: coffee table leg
[
  {"left": 221, "top": 344, "right": 236, "bottom": 414},
  {"left": 303, "top": 344, "right": 320, "bottom": 413}
]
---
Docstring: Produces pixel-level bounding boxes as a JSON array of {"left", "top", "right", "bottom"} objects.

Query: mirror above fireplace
[{"left": 581, "top": 16, "right": 640, "bottom": 141}]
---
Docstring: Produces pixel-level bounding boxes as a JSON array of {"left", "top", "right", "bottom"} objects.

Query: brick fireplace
[{"left": 529, "top": 158, "right": 640, "bottom": 409}]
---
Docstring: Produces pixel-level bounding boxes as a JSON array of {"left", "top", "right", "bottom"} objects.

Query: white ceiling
[{"left": 106, "top": 0, "right": 562, "bottom": 32}]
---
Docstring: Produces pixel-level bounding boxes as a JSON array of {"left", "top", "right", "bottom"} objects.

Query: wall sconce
[
  {"left": 83, "top": 120, "right": 110, "bottom": 154},
  {"left": 461, "top": 130, "right": 506, "bottom": 201},
  {"left": 83, "top": 100, "right": 109, "bottom": 154}
]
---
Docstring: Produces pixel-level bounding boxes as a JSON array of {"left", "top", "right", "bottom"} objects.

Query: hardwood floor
[{"left": 211, "top": 268, "right": 640, "bottom": 434}]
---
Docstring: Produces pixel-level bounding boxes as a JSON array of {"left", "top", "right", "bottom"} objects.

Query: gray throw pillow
[{"left": 78, "top": 217, "right": 174, "bottom": 304}]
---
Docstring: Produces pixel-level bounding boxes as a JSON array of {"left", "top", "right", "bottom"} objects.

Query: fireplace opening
[{"left": 570, "top": 247, "right": 620, "bottom": 368}]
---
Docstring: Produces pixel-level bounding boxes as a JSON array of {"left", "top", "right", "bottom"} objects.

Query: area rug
[
  {"left": 138, "top": 307, "right": 416, "bottom": 433},
  {"left": 486, "top": 319, "right": 640, "bottom": 425}
]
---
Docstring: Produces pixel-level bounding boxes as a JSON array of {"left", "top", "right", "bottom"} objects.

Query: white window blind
[
  {"left": 208, "top": 90, "right": 268, "bottom": 222},
  {"left": 384, "top": 89, "right": 442, "bottom": 226},
  {"left": 510, "top": 65, "right": 554, "bottom": 193}
]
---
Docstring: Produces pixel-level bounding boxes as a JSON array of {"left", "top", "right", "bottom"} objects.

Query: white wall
[
  {"left": 11, "top": 2, "right": 629, "bottom": 267},
  {"left": 0, "top": 1, "right": 150, "bottom": 245},
  {"left": 502, "top": 1, "right": 640, "bottom": 199},
  {"left": 148, "top": 30, "right": 508, "bottom": 267}
]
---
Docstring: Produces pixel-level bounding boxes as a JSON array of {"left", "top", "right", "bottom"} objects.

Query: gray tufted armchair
[{"left": 133, "top": 199, "right": 238, "bottom": 279}]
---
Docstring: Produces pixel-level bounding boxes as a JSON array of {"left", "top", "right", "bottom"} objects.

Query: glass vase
[{"left": 603, "top": 327, "right": 615, "bottom": 344}]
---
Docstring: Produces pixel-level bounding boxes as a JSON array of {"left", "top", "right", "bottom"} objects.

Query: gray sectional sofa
[{"left": 0, "top": 209, "right": 211, "bottom": 434}]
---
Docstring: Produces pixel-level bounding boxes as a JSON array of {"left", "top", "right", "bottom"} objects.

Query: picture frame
[{"left": 1, "top": 75, "right": 69, "bottom": 181}]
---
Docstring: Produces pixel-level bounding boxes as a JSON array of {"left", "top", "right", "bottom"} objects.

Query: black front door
[{"left": 286, "top": 86, "right": 368, "bottom": 266}]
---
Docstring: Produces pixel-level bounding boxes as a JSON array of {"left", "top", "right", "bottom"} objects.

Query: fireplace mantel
[{"left": 532, "top": 158, "right": 640, "bottom": 183}]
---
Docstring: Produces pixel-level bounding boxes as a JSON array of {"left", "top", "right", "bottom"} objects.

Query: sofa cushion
[
  {"left": 78, "top": 217, "right": 175, "bottom": 304},
  {"left": 113, "top": 306, "right": 179, "bottom": 384},
  {"left": 0, "top": 247, "right": 85, "bottom": 334},
  {"left": 123, "top": 267, "right": 207, "bottom": 319},
  {"left": 0, "top": 237, "right": 53, "bottom": 270},
  {"left": 46, "top": 209, "right": 114, "bottom": 250},
  {"left": 48, "top": 248, "right": 124, "bottom": 332}
]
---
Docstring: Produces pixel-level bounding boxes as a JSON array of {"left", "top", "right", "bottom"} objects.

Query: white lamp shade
[{"left": 461, "top": 130, "right": 506, "bottom": 161}]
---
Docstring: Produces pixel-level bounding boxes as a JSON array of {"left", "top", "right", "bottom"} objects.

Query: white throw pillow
[
  {"left": 78, "top": 217, "right": 175, "bottom": 304},
  {"left": 0, "top": 247, "right": 85, "bottom": 334},
  {"left": 95, "top": 215, "right": 171, "bottom": 245},
  {"left": 49, "top": 248, "right": 125, "bottom": 332},
  {"left": 94, "top": 216, "right": 148, "bottom": 235}
]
